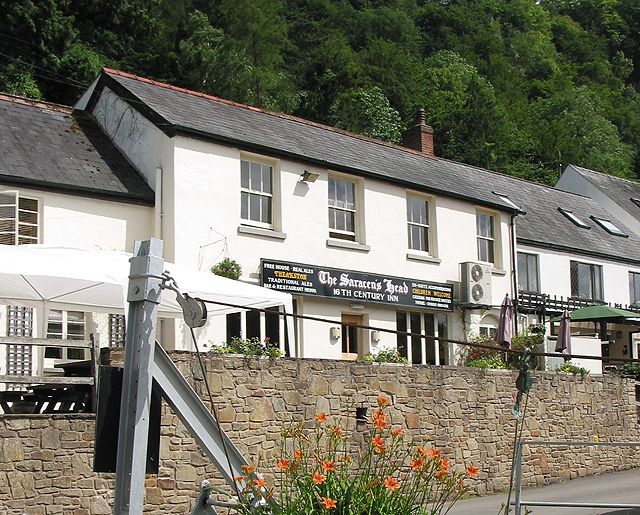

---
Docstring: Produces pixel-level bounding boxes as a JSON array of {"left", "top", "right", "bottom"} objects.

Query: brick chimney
[{"left": 401, "top": 108, "right": 435, "bottom": 157}]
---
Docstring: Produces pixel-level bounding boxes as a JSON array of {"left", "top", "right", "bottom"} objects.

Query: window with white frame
[
  {"left": 45, "top": 310, "right": 86, "bottom": 360},
  {"left": 630, "top": 272, "right": 640, "bottom": 306},
  {"left": 518, "top": 253, "right": 539, "bottom": 293},
  {"left": 407, "top": 195, "right": 430, "bottom": 252},
  {"left": 476, "top": 211, "right": 495, "bottom": 264},
  {"left": 240, "top": 157, "right": 274, "bottom": 228},
  {"left": 570, "top": 261, "right": 603, "bottom": 301},
  {"left": 328, "top": 176, "right": 357, "bottom": 241},
  {"left": 0, "top": 191, "right": 39, "bottom": 245}
]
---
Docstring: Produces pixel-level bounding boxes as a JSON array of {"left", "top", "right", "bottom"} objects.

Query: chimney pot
[{"left": 402, "top": 108, "right": 435, "bottom": 157}]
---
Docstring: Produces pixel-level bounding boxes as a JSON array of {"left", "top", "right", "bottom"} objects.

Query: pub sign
[{"left": 261, "top": 259, "right": 453, "bottom": 312}]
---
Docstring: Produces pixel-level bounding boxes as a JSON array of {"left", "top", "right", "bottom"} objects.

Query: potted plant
[{"left": 211, "top": 257, "right": 242, "bottom": 280}]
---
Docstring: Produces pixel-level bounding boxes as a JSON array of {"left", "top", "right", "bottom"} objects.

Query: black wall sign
[{"left": 261, "top": 260, "right": 453, "bottom": 312}]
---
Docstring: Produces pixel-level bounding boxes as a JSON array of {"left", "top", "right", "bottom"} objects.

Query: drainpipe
[
  {"left": 154, "top": 167, "right": 163, "bottom": 239},
  {"left": 510, "top": 212, "right": 520, "bottom": 335}
]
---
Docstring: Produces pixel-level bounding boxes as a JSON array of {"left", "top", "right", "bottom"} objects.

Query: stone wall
[{"left": 1, "top": 351, "right": 639, "bottom": 514}]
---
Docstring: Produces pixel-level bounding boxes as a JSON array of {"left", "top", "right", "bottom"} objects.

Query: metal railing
[{"left": 513, "top": 440, "right": 640, "bottom": 514}]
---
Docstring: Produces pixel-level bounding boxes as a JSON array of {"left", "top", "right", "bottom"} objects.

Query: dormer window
[
  {"left": 558, "top": 207, "right": 590, "bottom": 229},
  {"left": 590, "top": 216, "right": 628, "bottom": 237}
]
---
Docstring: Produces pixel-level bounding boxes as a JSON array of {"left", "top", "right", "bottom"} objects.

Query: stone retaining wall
[{"left": 1, "top": 351, "right": 639, "bottom": 514}]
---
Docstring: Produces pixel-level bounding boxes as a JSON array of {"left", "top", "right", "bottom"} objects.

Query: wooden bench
[{"left": 0, "top": 336, "right": 98, "bottom": 414}]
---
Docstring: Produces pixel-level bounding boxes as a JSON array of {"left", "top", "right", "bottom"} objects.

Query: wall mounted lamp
[
  {"left": 300, "top": 170, "right": 319, "bottom": 183},
  {"left": 330, "top": 327, "right": 340, "bottom": 339},
  {"left": 371, "top": 331, "right": 381, "bottom": 343}
]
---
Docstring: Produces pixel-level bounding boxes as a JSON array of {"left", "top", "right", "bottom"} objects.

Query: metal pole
[
  {"left": 113, "top": 239, "right": 164, "bottom": 515},
  {"left": 514, "top": 441, "right": 523, "bottom": 515}
]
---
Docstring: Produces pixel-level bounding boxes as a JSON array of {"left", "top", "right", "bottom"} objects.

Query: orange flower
[
  {"left": 466, "top": 463, "right": 480, "bottom": 478},
  {"left": 233, "top": 475, "right": 245, "bottom": 483},
  {"left": 410, "top": 457, "right": 424, "bottom": 470},
  {"left": 417, "top": 445, "right": 428, "bottom": 456},
  {"left": 294, "top": 450, "right": 303, "bottom": 460},
  {"left": 277, "top": 458, "right": 290, "bottom": 472},
  {"left": 253, "top": 478, "right": 267, "bottom": 488},
  {"left": 341, "top": 455, "right": 352, "bottom": 463},
  {"left": 315, "top": 413, "right": 328, "bottom": 423},
  {"left": 439, "top": 458, "right": 450, "bottom": 471},
  {"left": 392, "top": 428, "right": 404, "bottom": 436},
  {"left": 313, "top": 472, "right": 326, "bottom": 484},
  {"left": 322, "top": 460, "right": 336, "bottom": 473},
  {"left": 331, "top": 425, "right": 344, "bottom": 439},
  {"left": 458, "top": 477, "right": 464, "bottom": 491},
  {"left": 436, "top": 469, "right": 448, "bottom": 480},
  {"left": 372, "top": 435, "right": 386, "bottom": 453},
  {"left": 321, "top": 497, "right": 337, "bottom": 510},
  {"left": 374, "top": 413, "right": 388, "bottom": 429},
  {"left": 377, "top": 396, "right": 390, "bottom": 409},
  {"left": 384, "top": 475, "right": 400, "bottom": 492},
  {"left": 427, "top": 448, "right": 442, "bottom": 459},
  {"left": 241, "top": 465, "right": 256, "bottom": 475}
]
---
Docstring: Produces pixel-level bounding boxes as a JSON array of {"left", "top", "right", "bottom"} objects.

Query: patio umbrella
[
  {"left": 496, "top": 293, "right": 513, "bottom": 348},
  {"left": 555, "top": 309, "right": 571, "bottom": 357}
]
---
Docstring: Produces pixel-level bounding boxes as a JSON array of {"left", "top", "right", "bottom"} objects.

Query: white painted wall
[
  {"left": 85, "top": 92, "right": 515, "bottom": 357},
  {"left": 519, "top": 244, "right": 636, "bottom": 307},
  {"left": 162, "top": 137, "right": 513, "bottom": 356}
]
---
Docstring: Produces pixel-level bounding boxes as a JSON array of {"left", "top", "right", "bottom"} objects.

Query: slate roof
[
  {"left": 82, "top": 69, "right": 519, "bottom": 213},
  {"left": 0, "top": 94, "right": 154, "bottom": 205},
  {"left": 564, "top": 164, "right": 640, "bottom": 222},
  {"left": 79, "top": 69, "right": 640, "bottom": 264},
  {"left": 487, "top": 172, "right": 640, "bottom": 265}
]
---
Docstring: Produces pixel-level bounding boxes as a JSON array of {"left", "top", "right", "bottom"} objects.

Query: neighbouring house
[
  {"left": 487, "top": 171, "right": 640, "bottom": 372},
  {"left": 72, "top": 68, "right": 522, "bottom": 362},
  {"left": 0, "top": 93, "right": 154, "bottom": 378},
  {"left": 556, "top": 164, "right": 640, "bottom": 239}
]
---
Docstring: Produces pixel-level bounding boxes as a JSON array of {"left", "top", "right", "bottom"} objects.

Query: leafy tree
[{"left": 329, "top": 86, "right": 403, "bottom": 143}]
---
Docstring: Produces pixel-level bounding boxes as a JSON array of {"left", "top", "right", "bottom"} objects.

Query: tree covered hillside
[{"left": 2, "top": 0, "right": 640, "bottom": 184}]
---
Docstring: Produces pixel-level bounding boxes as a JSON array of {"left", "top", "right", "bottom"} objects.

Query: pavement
[{"left": 447, "top": 467, "right": 640, "bottom": 515}]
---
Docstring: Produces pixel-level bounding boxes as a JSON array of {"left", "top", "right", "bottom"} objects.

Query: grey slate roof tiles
[
  {"left": 0, "top": 94, "right": 154, "bottom": 205},
  {"left": 83, "top": 69, "right": 640, "bottom": 264},
  {"left": 566, "top": 165, "right": 640, "bottom": 221}
]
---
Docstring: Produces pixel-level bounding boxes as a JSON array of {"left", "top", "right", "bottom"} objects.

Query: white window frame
[
  {"left": 44, "top": 310, "right": 87, "bottom": 361},
  {"left": 239, "top": 153, "right": 280, "bottom": 232},
  {"left": 406, "top": 193, "right": 435, "bottom": 255},
  {"left": 0, "top": 190, "right": 40, "bottom": 245},
  {"left": 327, "top": 173, "right": 365, "bottom": 247},
  {"left": 476, "top": 209, "right": 498, "bottom": 265}
]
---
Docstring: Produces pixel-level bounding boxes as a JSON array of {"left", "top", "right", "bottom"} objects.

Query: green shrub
[
  {"left": 364, "top": 348, "right": 408, "bottom": 364},
  {"left": 619, "top": 362, "right": 640, "bottom": 378},
  {"left": 459, "top": 335, "right": 506, "bottom": 369},
  {"left": 209, "top": 337, "right": 281, "bottom": 358},
  {"left": 556, "top": 361, "right": 589, "bottom": 378}
]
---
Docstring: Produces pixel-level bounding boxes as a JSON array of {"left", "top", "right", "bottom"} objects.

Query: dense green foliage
[{"left": 2, "top": 0, "right": 640, "bottom": 182}]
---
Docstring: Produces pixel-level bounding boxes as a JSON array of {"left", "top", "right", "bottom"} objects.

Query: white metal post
[{"left": 113, "top": 239, "right": 164, "bottom": 515}]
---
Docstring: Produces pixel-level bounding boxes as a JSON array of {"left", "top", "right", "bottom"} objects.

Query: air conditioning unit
[{"left": 459, "top": 262, "right": 492, "bottom": 306}]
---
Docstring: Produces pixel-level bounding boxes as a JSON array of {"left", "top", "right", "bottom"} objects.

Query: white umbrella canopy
[{"left": 0, "top": 244, "right": 293, "bottom": 320}]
